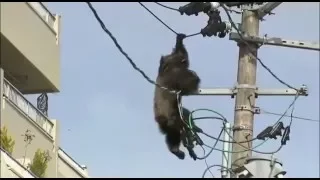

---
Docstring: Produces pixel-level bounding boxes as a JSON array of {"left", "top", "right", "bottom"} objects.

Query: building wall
[
  {"left": 0, "top": 2, "right": 60, "bottom": 93},
  {"left": 1, "top": 100, "right": 58, "bottom": 178},
  {"left": 58, "top": 148, "right": 89, "bottom": 178},
  {"left": 0, "top": 149, "right": 36, "bottom": 178}
]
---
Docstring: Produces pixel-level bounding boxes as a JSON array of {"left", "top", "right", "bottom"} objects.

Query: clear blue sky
[{"left": 31, "top": 2, "right": 319, "bottom": 178}]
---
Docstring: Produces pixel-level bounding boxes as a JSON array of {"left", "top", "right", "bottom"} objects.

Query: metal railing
[
  {"left": 27, "top": 2, "right": 56, "bottom": 34},
  {"left": 58, "top": 148, "right": 89, "bottom": 178},
  {"left": 2, "top": 79, "right": 54, "bottom": 137},
  {"left": 0, "top": 148, "right": 37, "bottom": 178}
]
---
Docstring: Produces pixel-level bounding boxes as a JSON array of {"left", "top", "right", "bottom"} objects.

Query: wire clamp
[
  {"left": 231, "top": 84, "right": 257, "bottom": 98},
  {"left": 235, "top": 105, "right": 255, "bottom": 113},
  {"left": 232, "top": 124, "right": 252, "bottom": 131}
]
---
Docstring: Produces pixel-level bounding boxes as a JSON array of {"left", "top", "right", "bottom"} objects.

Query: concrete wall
[
  {"left": 0, "top": 2, "right": 60, "bottom": 93},
  {"left": 1, "top": 100, "right": 58, "bottom": 178},
  {"left": 58, "top": 148, "right": 89, "bottom": 178},
  {"left": 1, "top": 148, "right": 36, "bottom": 178}
]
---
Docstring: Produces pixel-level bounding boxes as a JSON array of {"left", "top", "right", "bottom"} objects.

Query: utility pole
[
  {"left": 231, "top": 9, "right": 259, "bottom": 172},
  {"left": 182, "top": 2, "right": 317, "bottom": 178}
]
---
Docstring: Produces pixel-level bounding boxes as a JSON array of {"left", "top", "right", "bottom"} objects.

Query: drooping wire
[
  {"left": 138, "top": 2, "right": 201, "bottom": 38},
  {"left": 200, "top": 146, "right": 215, "bottom": 178},
  {"left": 225, "top": 93, "right": 300, "bottom": 154},
  {"left": 260, "top": 109, "right": 319, "bottom": 123},
  {"left": 138, "top": 2, "right": 178, "bottom": 34},
  {"left": 220, "top": 4, "right": 299, "bottom": 91},
  {"left": 271, "top": 93, "right": 300, "bottom": 127},
  {"left": 185, "top": 108, "right": 292, "bottom": 178},
  {"left": 189, "top": 115, "right": 228, "bottom": 178},
  {"left": 86, "top": 2, "right": 189, "bottom": 139},
  {"left": 154, "top": 2, "right": 180, "bottom": 12},
  {"left": 197, "top": 128, "right": 224, "bottom": 160},
  {"left": 86, "top": 2, "right": 178, "bottom": 94},
  {"left": 188, "top": 105, "right": 292, "bottom": 155},
  {"left": 189, "top": 109, "right": 257, "bottom": 144}
]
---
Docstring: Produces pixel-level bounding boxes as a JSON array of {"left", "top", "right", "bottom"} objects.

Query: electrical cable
[
  {"left": 271, "top": 93, "right": 299, "bottom": 127},
  {"left": 183, "top": 107, "right": 288, "bottom": 177},
  {"left": 182, "top": 112, "right": 229, "bottom": 178},
  {"left": 85, "top": 1, "right": 196, "bottom": 139},
  {"left": 190, "top": 94, "right": 300, "bottom": 177},
  {"left": 154, "top": 2, "right": 179, "bottom": 12},
  {"left": 188, "top": 104, "right": 291, "bottom": 154},
  {"left": 189, "top": 109, "right": 258, "bottom": 143},
  {"left": 224, "top": 130, "right": 284, "bottom": 155},
  {"left": 260, "top": 109, "right": 319, "bottom": 123},
  {"left": 288, "top": 94, "right": 297, "bottom": 127},
  {"left": 86, "top": 2, "right": 178, "bottom": 95},
  {"left": 220, "top": 4, "right": 299, "bottom": 91},
  {"left": 200, "top": 146, "right": 215, "bottom": 178},
  {"left": 138, "top": 2, "right": 201, "bottom": 38},
  {"left": 197, "top": 128, "right": 223, "bottom": 160},
  {"left": 138, "top": 2, "right": 178, "bottom": 35},
  {"left": 224, "top": 93, "right": 299, "bottom": 154}
]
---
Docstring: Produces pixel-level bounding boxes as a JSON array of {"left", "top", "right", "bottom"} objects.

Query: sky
[{"left": 28, "top": 2, "right": 319, "bottom": 178}]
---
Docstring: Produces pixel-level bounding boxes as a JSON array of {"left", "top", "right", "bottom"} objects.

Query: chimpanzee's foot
[{"left": 173, "top": 150, "right": 185, "bottom": 160}]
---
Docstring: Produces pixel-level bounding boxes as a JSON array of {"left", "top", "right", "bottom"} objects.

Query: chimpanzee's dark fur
[{"left": 153, "top": 34, "right": 201, "bottom": 160}]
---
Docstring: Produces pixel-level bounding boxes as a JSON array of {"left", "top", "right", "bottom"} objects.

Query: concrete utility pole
[
  {"left": 187, "top": 2, "right": 316, "bottom": 178},
  {"left": 231, "top": 10, "right": 259, "bottom": 171}
]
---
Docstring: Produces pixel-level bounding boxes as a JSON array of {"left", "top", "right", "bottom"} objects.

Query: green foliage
[
  {"left": 29, "top": 149, "right": 52, "bottom": 178},
  {"left": 0, "top": 126, "right": 15, "bottom": 154}
]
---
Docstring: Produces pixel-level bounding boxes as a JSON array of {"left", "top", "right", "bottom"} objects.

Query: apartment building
[{"left": 0, "top": 2, "right": 89, "bottom": 178}]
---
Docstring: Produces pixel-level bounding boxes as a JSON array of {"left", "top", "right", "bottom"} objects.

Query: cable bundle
[{"left": 85, "top": 2, "right": 319, "bottom": 178}]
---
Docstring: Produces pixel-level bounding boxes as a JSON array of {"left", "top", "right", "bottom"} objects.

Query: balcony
[
  {"left": 0, "top": 2, "right": 61, "bottom": 93},
  {"left": 3, "top": 78, "right": 54, "bottom": 137},
  {"left": 58, "top": 148, "right": 89, "bottom": 178},
  {"left": 1, "top": 78, "right": 59, "bottom": 177},
  {"left": 0, "top": 148, "right": 36, "bottom": 178}
]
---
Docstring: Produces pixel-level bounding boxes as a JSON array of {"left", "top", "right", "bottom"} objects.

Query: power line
[
  {"left": 138, "top": 2, "right": 178, "bottom": 35},
  {"left": 138, "top": 2, "right": 201, "bottom": 38},
  {"left": 260, "top": 110, "right": 319, "bottom": 123},
  {"left": 85, "top": 2, "right": 177, "bottom": 94},
  {"left": 154, "top": 2, "right": 179, "bottom": 12}
]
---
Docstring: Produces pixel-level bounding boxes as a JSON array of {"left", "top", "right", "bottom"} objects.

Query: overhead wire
[
  {"left": 189, "top": 109, "right": 258, "bottom": 144},
  {"left": 200, "top": 146, "right": 215, "bottom": 178},
  {"left": 138, "top": 2, "right": 201, "bottom": 38},
  {"left": 224, "top": 93, "right": 300, "bottom": 155},
  {"left": 86, "top": 2, "right": 195, "bottom": 143},
  {"left": 138, "top": 2, "right": 178, "bottom": 35},
  {"left": 260, "top": 109, "right": 319, "bottom": 123},
  {"left": 154, "top": 2, "right": 180, "bottom": 12},
  {"left": 189, "top": 93, "right": 299, "bottom": 155},
  {"left": 220, "top": 4, "right": 299, "bottom": 91},
  {"left": 86, "top": 2, "right": 178, "bottom": 95}
]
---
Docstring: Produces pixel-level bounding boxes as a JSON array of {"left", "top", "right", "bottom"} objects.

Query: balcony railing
[
  {"left": 58, "top": 148, "right": 89, "bottom": 178},
  {"left": 27, "top": 2, "right": 57, "bottom": 35},
  {"left": 3, "top": 79, "right": 54, "bottom": 137},
  {"left": 0, "top": 148, "right": 36, "bottom": 178}
]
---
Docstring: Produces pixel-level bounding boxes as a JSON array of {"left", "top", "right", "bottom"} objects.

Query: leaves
[
  {"left": 29, "top": 149, "right": 52, "bottom": 178},
  {"left": 0, "top": 126, "right": 15, "bottom": 154}
]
